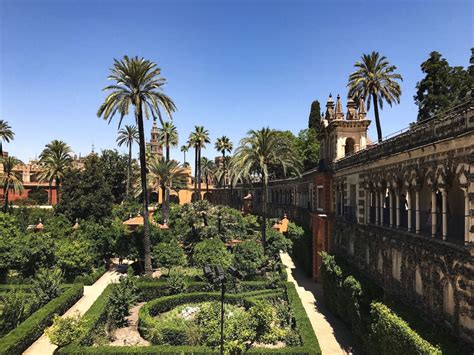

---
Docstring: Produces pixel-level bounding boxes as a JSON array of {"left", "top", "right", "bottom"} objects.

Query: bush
[
  {"left": 192, "top": 239, "right": 232, "bottom": 268},
  {"left": 152, "top": 241, "right": 186, "bottom": 274},
  {"left": 0, "top": 284, "right": 83, "bottom": 355},
  {"left": 232, "top": 241, "right": 266, "bottom": 276},
  {"left": 73, "top": 265, "right": 107, "bottom": 286},
  {"left": 265, "top": 229, "right": 292, "bottom": 260},
  {"left": 45, "top": 313, "right": 85, "bottom": 347},
  {"left": 55, "top": 237, "right": 95, "bottom": 281},
  {"left": 32, "top": 268, "right": 63, "bottom": 307},
  {"left": 165, "top": 272, "right": 187, "bottom": 295},
  {"left": 105, "top": 275, "right": 138, "bottom": 328},
  {"left": 287, "top": 222, "right": 312, "bottom": 276},
  {"left": 0, "top": 288, "right": 36, "bottom": 335},
  {"left": 370, "top": 302, "right": 441, "bottom": 355}
]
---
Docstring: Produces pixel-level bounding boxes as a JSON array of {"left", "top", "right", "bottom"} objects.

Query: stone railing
[{"left": 335, "top": 99, "right": 474, "bottom": 170}]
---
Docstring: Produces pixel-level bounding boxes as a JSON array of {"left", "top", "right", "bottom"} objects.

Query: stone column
[
  {"left": 415, "top": 189, "right": 420, "bottom": 234},
  {"left": 407, "top": 190, "right": 412, "bottom": 232},
  {"left": 396, "top": 190, "right": 400, "bottom": 228},
  {"left": 375, "top": 190, "right": 380, "bottom": 224},
  {"left": 462, "top": 188, "right": 470, "bottom": 245},
  {"left": 380, "top": 191, "right": 384, "bottom": 226},
  {"left": 440, "top": 188, "right": 447, "bottom": 241},
  {"left": 431, "top": 190, "right": 437, "bottom": 238},
  {"left": 389, "top": 190, "right": 394, "bottom": 228}
]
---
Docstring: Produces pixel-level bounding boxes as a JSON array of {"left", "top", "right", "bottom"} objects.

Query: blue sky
[{"left": 1, "top": 0, "right": 472, "bottom": 166}]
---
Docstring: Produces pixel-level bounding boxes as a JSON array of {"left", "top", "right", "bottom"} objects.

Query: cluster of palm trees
[{"left": 0, "top": 120, "right": 22, "bottom": 212}]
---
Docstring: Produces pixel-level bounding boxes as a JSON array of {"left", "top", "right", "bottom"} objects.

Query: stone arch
[
  {"left": 344, "top": 137, "right": 355, "bottom": 156},
  {"left": 443, "top": 279, "right": 455, "bottom": 316},
  {"left": 391, "top": 249, "right": 402, "bottom": 281}
]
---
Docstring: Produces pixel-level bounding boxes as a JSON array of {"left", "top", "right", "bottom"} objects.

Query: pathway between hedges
[
  {"left": 280, "top": 253, "right": 354, "bottom": 355},
  {"left": 23, "top": 265, "right": 125, "bottom": 355}
]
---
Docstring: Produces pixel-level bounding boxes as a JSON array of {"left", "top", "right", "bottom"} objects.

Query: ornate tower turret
[
  {"left": 148, "top": 120, "right": 163, "bottom": 160},
  {"left": 325, "top": 94, "right": 335, "bottom": 120},
  {"left": 358, "top": 97, "right": 367, "bottom": 120},
  {"left": 346, "top": 97, "right": 357, "bottom": 120},
  {"left": 335, "top": 94, "right": 344, "bottom": 120}
]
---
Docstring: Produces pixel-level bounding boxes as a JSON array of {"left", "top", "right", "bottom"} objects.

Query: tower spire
[
  {"left": 325, "top": 94, "right": 335, "bottom": 120},
  {"left": 335, "top": 94, "right": 344, "bottom": 120}
]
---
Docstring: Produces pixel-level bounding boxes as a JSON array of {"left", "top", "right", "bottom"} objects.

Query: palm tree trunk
[
  {"left": 197, "top": 148, "right": 202, "bottom": 200},
  {"left": 166, "top": 135, "right": 170, "bottom": 162},
  {"left": 55, "top": 178, "right": 60, "bottom": 204},
  {"left": 3, "top": 183, "right": 9, "bottom": 213},
  {"left": 372, "top": 93, "right": 383, "bottom": 143},
  {"left": 261, "top": 177, "right": 267, "bottom": 248},
  {"left": 126, "top": 143, "right": 132, "bottom": 199},
  {"left": 222, "top": 151, "right": 226, "bottom": 188},
  {"left": 206, "top": 173, "right": 209, "bottom": 193},
  {"left": 194, "top": 146, "right": 198, "bottom": 192},
  {"left": 136, "top": 101, "right": 152, "bottom": 274}
]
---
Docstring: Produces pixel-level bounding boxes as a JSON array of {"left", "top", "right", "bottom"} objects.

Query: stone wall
[{"left": 333, "top": 218, "right": 474, "bottom": 344}]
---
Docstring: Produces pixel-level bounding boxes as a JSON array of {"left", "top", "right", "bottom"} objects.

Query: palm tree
[
  {"left": 180, "top": 145, "right": 189, "bottom": 166},
  {"left": 1, "top": 156, "right": 23, "bottom": 212},
  {"left": 38, "top": 140, "right": 72, "bottom": 204},
  {"left": 200, "top": 157, "right": 216, "bottom": 193},
  {"left": 158, "top": 121, "right": 178, "bottom": 162},
  {"left": 214, "top": 136, "right": 233, "bottom": 188},
  {"left": 188, "top": 126, "right": 210, "bottom": 200},
  {"left": 97, "top": 56, "right": 177, "bottom": 274},
  {"left": 145, "top": 158, "right": 187, "bottom": 222},
  {"left": 231, "top": 128, "right": 301, "bottom": 246},
  {"left": 0, "top": 120, "right": 14, "bottom": 156},
  {"left": 117, "top": 125, "right": 139, "bottom": 200},
  {"left": 347, "top": 51, "right": 403, "bottom": 143}
]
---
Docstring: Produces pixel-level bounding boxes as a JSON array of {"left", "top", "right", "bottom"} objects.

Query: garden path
[
  {"left": 23, "top": 264, "right": 125, "bottom": 355},
  {"left": 280, "top": 252, "right": 354, "bottom": 355}
]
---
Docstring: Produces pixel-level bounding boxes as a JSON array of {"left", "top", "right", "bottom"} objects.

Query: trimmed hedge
[
  {"left": 0, "top": 283, "right": 83, "bottom": 355},
  {"left": 58, "top": 282, "right": 321, "bottom": 354},
  {"left": 370, "top": 302, "right": 441, "bottom": 354}
]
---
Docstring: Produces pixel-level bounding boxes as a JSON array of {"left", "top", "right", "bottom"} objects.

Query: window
[
  {"left": 317, "top": 186, "right": 324, "bottom": 211},
  {"left": 345, "top": 137, "right": 355, "bottom": 156}
]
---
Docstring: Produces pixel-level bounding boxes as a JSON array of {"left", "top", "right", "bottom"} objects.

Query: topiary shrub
[
  {"left": 192, "top": 239, "right": 232, "bottom": 268},
  {"left": 152, "top": 241, "right": 186, "bottom": 274},
  {"left": 232, "top": 240, "right": 266, "bottom": 276},
  {"left": 45, "top": 313, "right": 85, "bottom": 347}
]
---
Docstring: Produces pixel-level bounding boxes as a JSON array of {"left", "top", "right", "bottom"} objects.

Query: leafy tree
[
  {"left": 265, "top": 228, "right": 292, "bottom": 260},
  {"left": 232, "top": 240, "right": 266, "bottom": 275},
  {"left": 0, "top": 120, "right": 14, "bottom": 156},
  {"left": 98, "top": 55, "right": 177, "bottom": 274},
  {"left": 152, "top": 241, "right": 186, "bottom": 273},
  {"left": 43, "top": 214, "right": 73, "bottom": 239},
  {"left": 55, "top": 237, "right": 95, "bottom": 280},
  {"left": 192, "top": 239, "right": 232, "bottom": 268},
  {"left": 0, "top": 212, "right": 23, "bottom": 281},
  {"left": 99, "top": 149, "right": 129, "bottom": 203},
  {"left": 308, "top": 100, "right": 322, "bottom": 132},
  {"left": 74, "top": 220, "right": 118, "bottom": 260},
  {"left": 348, "top": 51, "right": 403, "bottom": 142},
  {"left": 230, "top": 128, "right": 301, "bottom": 246},
  {"left": 18, "top": 233, "right": 56, "bottom": 277},
  {"left": 214, "top": 136, "right": 233, "bottom": 187},
  {"left": 1, "top": 156, "right": 24, "bottom": 212},
  {"left": 56, "top": 154, "right": 114, "bottom": 222},
  {"left": 188, "top": 126, "right": 210, "bottom": 198},
  {"left": 116, "top": 124, "right": 139, "bottom": 199},
  {"left": 296, "top": 128, "right": 320, "bottom": 171},
  {"left": 38, "top": 140, "right": 72, "bottom": 204},
  {"left": 414, "top": 51, "right": 473, "bottom": 121}
]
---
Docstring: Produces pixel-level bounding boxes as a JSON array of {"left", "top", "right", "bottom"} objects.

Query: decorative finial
[
  {"left": 358, "top": 96, "right": 367, "bottom": 119},
  {"left": 335, "top": 94, "right": 344, "bottom": 119}
]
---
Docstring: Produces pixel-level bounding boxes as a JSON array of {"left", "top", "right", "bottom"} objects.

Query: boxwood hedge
[{"left": 0, "top": 283, "right": 83, "bottom": 355}]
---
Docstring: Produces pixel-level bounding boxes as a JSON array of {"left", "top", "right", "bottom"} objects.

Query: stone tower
[
  {"left": 148, "top": 121, "right": 163, "bottom": 160},
  {"left": 319, "top": 94, "right": 371, "bottom": 164}
]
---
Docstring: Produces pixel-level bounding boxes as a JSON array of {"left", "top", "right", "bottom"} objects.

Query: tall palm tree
[
  {"left": 347, "top": 51, "right": 403, "bottom": 143},
  {"left": 145, "top": 158, "right": 187, "bottom": 222},
  {"left": 158, "top": 121, "right": 178, "bottom": 162},
  {"left": 231, "top": 128, "right": 301, "bottom": 246},
  {"left": 180, "top": 145, "right": 189, "bottom": 166},
  {"left": 1, "top": 156, "right": 23, "bottom": 212},
  {"left": 215, "top": 136, "right": 233, "bottom": 188},
  {"left": 116, "top": 125, "right": 139, "bottom": 200},
  {"left": 38, "top": 140, "right": 72, "bottom": 204},
  {"left": 200, "top": 157, "right": 216, "bottom": 193},
  {"left": 97, "top": 56, "right": 177, "bottom": 274},
  {"left": 188, "top": 126, "right": 210, "bottom": 200},
  {"left": 0, "top": 120, "right": 14, "bottom": 156}
]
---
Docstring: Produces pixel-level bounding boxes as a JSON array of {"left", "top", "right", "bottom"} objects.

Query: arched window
[{"left": 345, "top": 137, "right": 355, "bottom": 156}]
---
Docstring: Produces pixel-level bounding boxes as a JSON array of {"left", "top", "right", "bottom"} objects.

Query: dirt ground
[{"left": 109, "top": 302, "right": 150, "bottom": 346}]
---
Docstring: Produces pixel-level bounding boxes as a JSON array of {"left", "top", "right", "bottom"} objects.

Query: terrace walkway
[
  {"left": 280, "top": 253, "right": 354, "bottom": 355},
  {"left": 23, "top": 264, "right": 125, "bottom": 355}
]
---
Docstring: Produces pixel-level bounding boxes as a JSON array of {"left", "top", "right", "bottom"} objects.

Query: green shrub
[
  {"left": 288, "top": 222, "right": 312, "bottom": 276},
  {"left": 265, "top": 228, "right": 292, "bottom": 260},
  {"left": 0, "top": 288, "right": 35, "bottom": 335},
  {"left": 192, "top": 239, "right": 232, "bottom": 268},
  {"left": 165, "top": 272, "right": 188, "bottom": 295},
  {"left": 232, "top": 240, "right": 266, "bottom": 276},
  {"left": 152, "top": 241, "right": 186, "bottom": 274},
  {"left": 105, "top": 276, "right": 138, "bottom": 328},
  {"left": 370, "top": 302, "right": 441, "bottom": 355},
  {"left": 32, "top": 268, "right": 64, "bottom": 307},
  {"left": 0, "top": 284, "right": 83, "bottom": 355},
  {"left": 73, "top": 265, "right": 106, "bottom": 286},
  {"left": 45, "top": 313, "right": 85, "bottom": 347}
]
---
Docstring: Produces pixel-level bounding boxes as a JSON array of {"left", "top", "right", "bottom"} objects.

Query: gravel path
[{"left": 280, "top": 253, "right": 354, "bottom": 355}]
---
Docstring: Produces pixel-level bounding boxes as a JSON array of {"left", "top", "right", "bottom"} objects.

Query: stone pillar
[
  {"left": 407, "top": 190, "right": 412, "bottom": 232},
  {"left": 462, "top": 188, "right": 470, "bottom": 245},
  {"left": 396, "top": 190, "right": 400, "bottom": 228},
  {"left": 431, "top": 190, "right": 437, "bottom": 238},
  {"left": 375, "top": 191, "right": 380, "bottom": 224},
  {"left": 389, "top": 190, "right": 394, "bottom": 228},
  {"left": 415, "top": 189, "right": 420, "bottom": 234},
  {"left": 380, "top": 191, "right": 384, "bottom": 226},
  {"left": 440, "top": 188, "right": 447, "bottom": 241}
]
